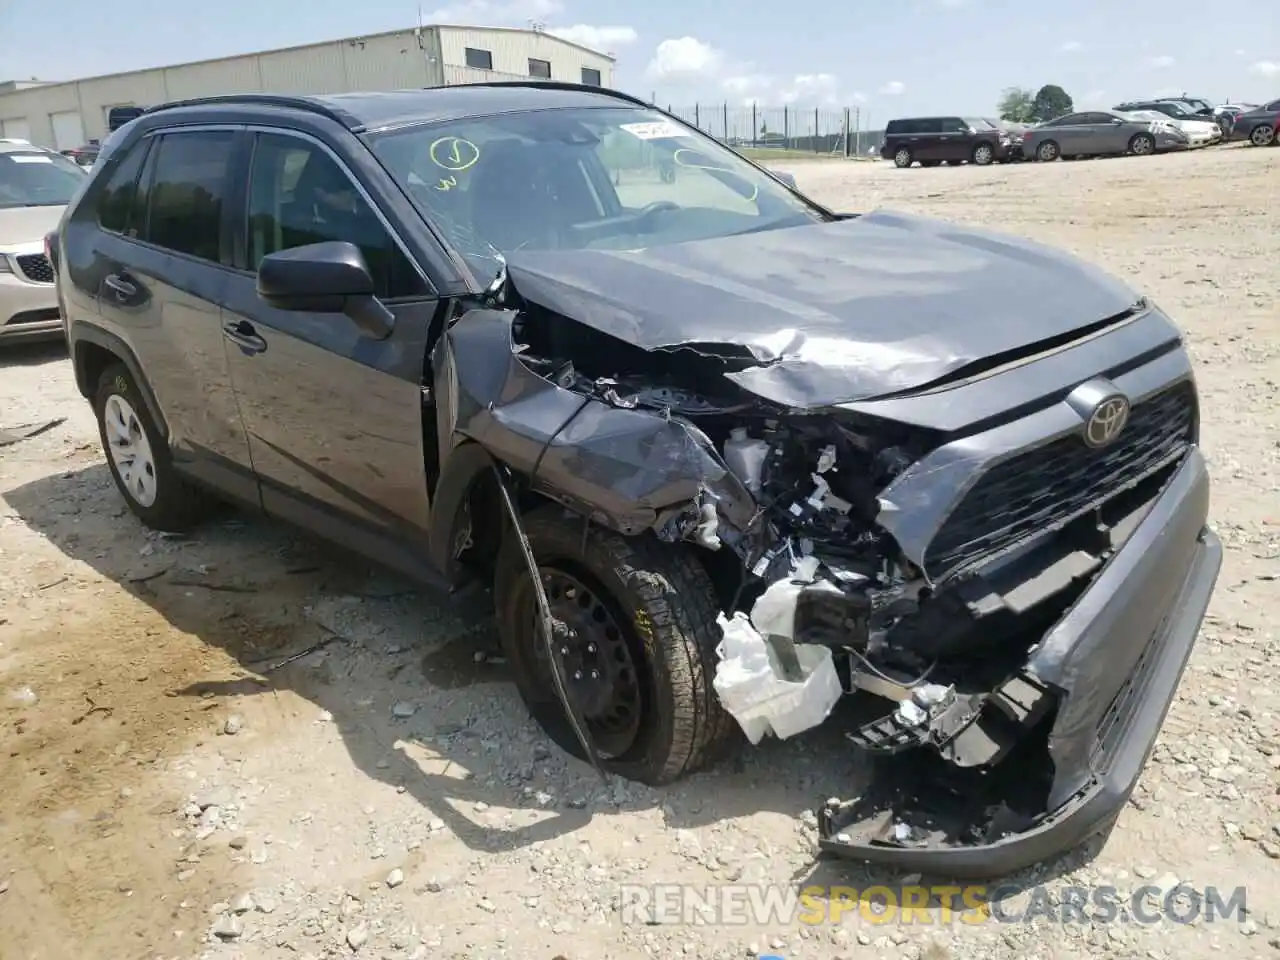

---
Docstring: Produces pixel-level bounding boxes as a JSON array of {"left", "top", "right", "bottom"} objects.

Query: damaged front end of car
[{"left": 431, "top": 261, "right": 1221, "bottom": 878}]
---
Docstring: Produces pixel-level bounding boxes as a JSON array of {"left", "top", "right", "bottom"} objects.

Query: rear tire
[
  {"left": 1129, "top": 133, "right": 1155, "bottom": 156},
  {"left": 1036, "top": 140, "right": 1060, "bottom": 162},
  {"left": 494, "top": 505, "right": 735, "bottom": 785},
  {"left": 93, "top": 363, "right": 216, "bottom": 532},
  {"left": 893, "top": 147, "right": 913, "bottom": 168}
]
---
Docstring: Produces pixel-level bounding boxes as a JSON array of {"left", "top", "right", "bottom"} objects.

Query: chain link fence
[
  {"left": 431, "top": 68, "right": 887, "bottom": 158},
  {"left": 660, "top": 103, "right": 884, "bottom": 158}
]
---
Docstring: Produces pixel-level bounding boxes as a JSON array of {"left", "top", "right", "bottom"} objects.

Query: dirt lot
[{"left": 1, "top": 144, "right": 1277, "bottom": 960}]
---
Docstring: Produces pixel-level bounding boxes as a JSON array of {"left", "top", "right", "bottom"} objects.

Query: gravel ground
[{"left": 1, "top": 143, "right": 1277, "bottom": 960}]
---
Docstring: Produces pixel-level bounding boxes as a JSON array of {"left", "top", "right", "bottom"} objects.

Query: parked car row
[{"left": 883, "top": 97, "right": 1279, "bottom": 168}]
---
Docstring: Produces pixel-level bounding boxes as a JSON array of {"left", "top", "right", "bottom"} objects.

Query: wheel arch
[
  {"left": 428, "top": 441, "right": 742, "bottom": 610},
  {"left": 72, "top": 325, "right": 168, "bottom": 440}
]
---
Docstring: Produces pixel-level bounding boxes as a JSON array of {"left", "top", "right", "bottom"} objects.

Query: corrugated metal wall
[
  {"left": 435, "top": 27, "right": 614, "bottom": 87},
  {"left": 0, "top": 28, "right": 462, "bottom": 147}
]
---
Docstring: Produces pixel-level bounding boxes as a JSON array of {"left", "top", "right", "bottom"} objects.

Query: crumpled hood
[{"left": 504, "top": 210, "right": 1142, "bottom": 408}]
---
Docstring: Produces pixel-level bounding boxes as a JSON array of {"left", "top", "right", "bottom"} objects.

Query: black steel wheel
[
  {"left": 494, "top": 505, "right": 734, "bottom": 784},
  {"left": 526, "top": 567, "right": 645, "bottom": 759}
]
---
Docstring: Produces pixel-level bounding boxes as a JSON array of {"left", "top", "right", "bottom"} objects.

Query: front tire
[
  {"left": 1249, "top": 124, "right": 1276, "bottom": 147},
  {"left": 494, "top": 505, "right": 734, "bottom": 785},
  {"left": 1129, "top": 133, "right": 1155, "bottom": 156},
  {"left": 1036, "top": 140, "right": 1060, "bottom": 162},
  {"left": 971, "top": 142, "right": 995, "bottom": 165},
  {"left": 93, "top": 363, "right": 215, "bottom": 532},
  {"left": 893, "top": 147, "right": 913, "bottom": 168}
]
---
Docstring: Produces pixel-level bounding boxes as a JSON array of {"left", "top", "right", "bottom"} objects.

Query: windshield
[
  {"left": 369, "top": 105, "right": 829, "bottom": 283},
  {"left": 0, "top": 150, "right": 87, "bottom": 208},
  {"left": 965, "top": 117, "right": 996, "bottom": 129}
]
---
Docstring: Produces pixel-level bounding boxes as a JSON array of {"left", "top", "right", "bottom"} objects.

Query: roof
[
  {"left": 147, "top": 82, "right": 652, "bottom": 133},
  {"left": 0, "top": 139, "right": 50, "bottom": 153}
]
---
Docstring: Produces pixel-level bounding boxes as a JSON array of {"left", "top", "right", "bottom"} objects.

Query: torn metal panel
[
  {"left": 439, "top": 305, "right": 756, "bottom": 538},
  {"left": 503, "top": 211, "right": 1142, "bottom": 408}
]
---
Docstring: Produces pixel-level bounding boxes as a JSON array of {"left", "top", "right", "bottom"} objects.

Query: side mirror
[
  {"left": 257, "top": 241, "right": 394, "bottom": 339},
  {"left": 768, "top": 168, "right": 797, "bottom": 189}
]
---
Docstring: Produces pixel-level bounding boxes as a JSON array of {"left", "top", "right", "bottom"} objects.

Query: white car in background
[
  {"left": 0, "top": 140, "right": 87, "bottom": 345},
  {"left": 1127, "top": 110, "right": 1221, "bottom": 147}
]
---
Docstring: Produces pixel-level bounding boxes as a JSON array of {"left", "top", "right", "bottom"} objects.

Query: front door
[
  {"left": 87, "top": 128, "right": 258, "bottom": 503},
  {"left": 220, "top": 129, "right": 440, "bottom": 566}
]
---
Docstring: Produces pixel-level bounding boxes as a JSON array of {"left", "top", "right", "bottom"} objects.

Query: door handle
[
  {"left": 104, "top": 273, "right": 137, "bottom": 300},
  {"left": 222, "top": 319, "right": 268, "bottom": 355}
]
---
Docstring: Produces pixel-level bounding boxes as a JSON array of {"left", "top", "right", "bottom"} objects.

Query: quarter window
[
  {"left": 143, "top": 131, "right": 235, "bottom": 263},
  {"left": 245, "top": 133, "right": 426, "bottom": 301},
  {"left": 96, "top": 139, "right": 150, "bottom": 236},
  {"left": 464, "top": 47, "right": 493, "bottom": 70}
]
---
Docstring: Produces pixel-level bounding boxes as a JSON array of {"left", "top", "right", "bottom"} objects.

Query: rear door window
[
  {"left": 96, "top": 138, "right": 151, "bottom": 236},
  {"left": 916, "top": 118, "right": 944, "bottom": 134},
  {"left": 141, "top": 131, "right": 236, "bottom": 264}
]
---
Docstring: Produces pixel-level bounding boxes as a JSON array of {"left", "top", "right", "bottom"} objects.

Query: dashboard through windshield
[{"left": 369, "top": 105, "right": 829, "bottom": 282}]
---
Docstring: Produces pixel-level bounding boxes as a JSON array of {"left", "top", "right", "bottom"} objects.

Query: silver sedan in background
[{"left": 1022, "top": 109, "right": 1188, "bottom": 161}]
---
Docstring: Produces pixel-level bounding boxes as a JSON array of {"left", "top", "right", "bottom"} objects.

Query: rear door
[
  {"left": 219, "top": 128, "right": 440, "bottom": 555},
  {"left": 912, "top": 118, "right": 946, "bottom": 161},
  {"left": 86, "top": 127, "right": 258, "bottom": 502}
]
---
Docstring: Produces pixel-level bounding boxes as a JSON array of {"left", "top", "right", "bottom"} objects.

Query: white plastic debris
[
  {"left": 747, "top": 557, "right": 829, "bottom": 642},
  {"left": 712, "top": 612, "right": 842, "bottom": 744}
]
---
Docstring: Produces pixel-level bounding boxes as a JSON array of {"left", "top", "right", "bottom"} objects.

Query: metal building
[{"left": 0, "top": 25, "right": 616, "bottom": 149}]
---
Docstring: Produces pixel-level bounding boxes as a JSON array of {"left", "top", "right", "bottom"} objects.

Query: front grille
[
  {"left": 15, "top": 253, "right": 54, "bottom": 284},
  {"left": 924, "top": 382, "right": 1196, "bottom": 576}
]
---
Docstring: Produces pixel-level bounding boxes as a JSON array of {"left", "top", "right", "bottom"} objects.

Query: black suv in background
[{"left": 880, "top": 116, "right": 1011, "bottom": 167}]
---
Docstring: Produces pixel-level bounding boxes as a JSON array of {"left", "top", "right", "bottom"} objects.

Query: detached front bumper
[{"left": 817, "top": 448, "right": 1222, "bottom": 878}]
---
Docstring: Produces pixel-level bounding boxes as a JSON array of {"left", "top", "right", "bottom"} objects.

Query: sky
[{"left": 3, "top": 0, "right": 1278, "bottom": 121}]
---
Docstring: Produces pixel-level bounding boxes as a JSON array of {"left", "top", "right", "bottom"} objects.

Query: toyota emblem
[{"left": 1084, "top": 396, "right": 1130, "bottom": 448}]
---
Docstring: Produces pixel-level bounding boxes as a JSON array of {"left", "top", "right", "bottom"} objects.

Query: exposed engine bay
[
  {"left": 437, "top": 264, "right": 1211, "bottom": 876},
  {"left": 507, "top": 297, "right": 1098, "bottom": 765}
]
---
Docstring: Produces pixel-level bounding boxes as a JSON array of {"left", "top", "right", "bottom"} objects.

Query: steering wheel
[{"left": 635, "top": 200, "right": 680, "bottom": 231}]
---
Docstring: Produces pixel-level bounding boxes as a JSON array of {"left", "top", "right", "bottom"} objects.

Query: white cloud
[
  {"left": 1080, "top": 88, "right": 1108, "bottom": 107},
  {"left": 1059, "top": 40, "right": 1082, "bottom": 52},
  {"left": 938, "top": 0, "right": 968, "bottom": 7},
  {"left": 721, "top": 72, "right": 844, "bottom": 107},
  {"left": 546, "top": 24, "right": 638, "bottom": 52},
  {"left": 646, "top": 36, "right": 725, "bottom": 80},
  {"left": 1235, "top": 48, "right": 1247, "bottom": 57},
  {"left": 422, "top": 0, "right": 563, "bottom": 25},
  {"left": 1146, "top": 55, "right": 1175, "bottom": 68},
  {"left": 879, "top": 80, "right": 905, "bottom": 95},
  {"left": 1250, "top": 60, "right": 1280, "bottom": 76}
]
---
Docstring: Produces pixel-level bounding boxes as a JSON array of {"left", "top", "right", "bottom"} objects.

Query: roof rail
[
  {"left": 427, "top": 79, "right": 654, "bottom": 110},
  {"left": 143, "top": 94, "right": 366, "bottom": 132}
]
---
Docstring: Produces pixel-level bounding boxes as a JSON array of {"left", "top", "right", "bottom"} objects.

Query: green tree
[
  {"left": 997, "top": 87, "right": 1036, "bottom": 123},
  {"left": 1030, "top": 84, "right": 1074, "bottom": 122}
]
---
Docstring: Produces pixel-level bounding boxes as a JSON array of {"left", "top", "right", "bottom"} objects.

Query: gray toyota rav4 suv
[{"left": 49, "top": 82, "right": 1221, "bottom": 877}]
